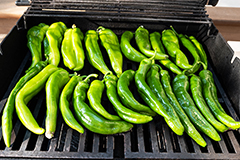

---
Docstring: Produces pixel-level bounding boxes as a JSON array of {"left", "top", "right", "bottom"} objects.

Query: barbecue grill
[{"left": 1, "top": 0, "right": 240, "bottom": 159}]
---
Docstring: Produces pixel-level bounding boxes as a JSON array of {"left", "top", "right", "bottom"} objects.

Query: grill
[{"left": 1, "top": 0, "right": 240, "bottom": 159}]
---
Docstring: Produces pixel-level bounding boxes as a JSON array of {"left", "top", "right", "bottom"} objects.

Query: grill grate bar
[
  {"left": 63, "top": 128, "right": 73, "bottom": 152},
  {"left": 149, "top": 121, "right": 159, "bottom": 153},
  {"left": 106, "top": 135, "right": 113, "bottom": 154},
  {"left": 191, "top": 139, "right": 201, "bottom": 154},
  {"left": 92, "top": 134, "right": 100, "bottom": 153},
  {"left": 137, "top": 125, "right": 145, "bottom": 153},
  {"left": 218, "top": 134, "right": 229, "bottom": 154},
  {"left": 227, "top": 131, "right": 240, "bottom": 153},
  {"left": 162, "top": 124, "right": 173, "bottom": 153},
  {"left": 177, "top": 135, "right": 187, "bottom": 153},
  {"left": 78, "top": 130, "right": 86, "bottom": 152},
  {"left": 204, "top": 135, "right": 215, "bottom": 153},
  {"left": 34, "top": 134, "right": 45, "bottom": 151}
]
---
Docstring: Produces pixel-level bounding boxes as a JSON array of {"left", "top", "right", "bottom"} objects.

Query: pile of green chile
[{"left": 2, "top": 22, "right": 240, "bottom": 149}]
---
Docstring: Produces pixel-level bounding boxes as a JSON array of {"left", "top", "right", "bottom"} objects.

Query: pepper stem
[
  {"left": 72, "top": 24, "right": 76, "bottom": 29},
  {"left": 83, "top": 73, "right": 98, "bottom": 83},
  {"left": 199, "top": 61, "right": 208, "bottom": 70},
  {"left": 155, "top": 64, "right": 163, "bottom": 71},
  {"left": 170, "top": 25, "right": 179, "bottom": 36},
  {"left": 96, "top": 26, "right": 106, "bottom": 33},
  {"left": 103, "top": 71, "right": 113, "bottom": 80},
  {"left": 69, "top": 72, "right": 78, "bottom": 77}
]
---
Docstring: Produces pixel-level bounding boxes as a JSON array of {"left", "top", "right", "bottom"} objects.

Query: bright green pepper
[
  {"left": 135, "top": 26, "right": 168, "bottom": 60},
  {"left": 26, "top": 23, "right": 49, "bottom": 72},
  {"left": 84, "top": 30, "right": 112, "bottom": 75},
  {"left": 73, "top": 75, "right": 133, "bottom": 134},
  {"left": 44, "top": 21, "right": 67, "bottom": 66},
  {"left": 104, "top": 73, "right": 153, "bottom": 124},
  {"left": 97, "top": 26, "right": 123, "bottom": 77},
  {"left": 87, "top": 79, "right": 121, "bottom": 121},
  {"left": 61, "top": 24, "right": 85, "bottom": 71},
  {"left": 45, "top": 69, "right": 70, "bottom": 139},
  {"left": 162, "top": 29, "right": 192, "bottom": 70},
  {"left": 15, "top": 64, "right": 59, "bottom": 135},
  {"left": 2, "top": 61, "right": 47, "bottom": 147},
  {"left": 120, "top": 31, "right": 147, "bottom": 63},
  {"left": 172, "top": 74, "right": 221, "bottom": 141},
  {"left": 149, "top": 31, "right": 182, "bottom": 75}
]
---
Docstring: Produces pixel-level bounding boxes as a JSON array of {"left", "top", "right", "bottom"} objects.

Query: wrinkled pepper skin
[
  {"left": 190, "top": 74, "right": 228, "bottom": 132},
  {"left": 146, "top": 64, "right": 184, "bottom": 136},
  {"left": 162, "top": 29, "right": 192, "bottom": 70},
  {"left": 120, "top": 31, "right": 147, "bottom": 62},
  {"left": 2, "top": 61, "right": 47, "bottom": 147},
  {"left": 188, "top": 36, "right": 208, "bottom": 68},
  {"left": 45, "top": 69, "right": 70, "bottom": 139},
  {"left": 44, "top": 21, "right": 67, "bottom": 66},
  {"left": 135, "top": 26, "right": 168, "bottom": 60},
  {"left": 73, "top": 76, "right": 133, "bottom": 134},
  {"left": 117, "top": 69, "right": 156, "bottom": 116},
  {"left": 199, "top": 70, "right": 240, "bottom": 130},
  {"left": 98, "top": 26, "right": 123, "bottom": 77},
  {"left": 26, "top": 23, "right": 49, "bottom": 72},
  {"left": 172, "top": 74, "right": 221, "bottom": 141},
  {"left": 104, "top": 74, "right": 153, "bottom": 124},
  {"left": 160, "top": 70, "right": 206, "bottom": 147},
  {"left": 84, "top": 30, "right": 112, "bottom": 75},
  {"left": 149, "top": 31, "right": 182, "bottom": 75},
  {"left": 59, "top": 75, "right": 84, "bottom": 134},
  {"left": 61, "top": 24, "right": 85, "bottom": 71},
  {"left": 15, "top": 64, "right": 59, "bottom": 135},
  {"left": 87, "top": 79, "right": 121, "bottom": 121}
]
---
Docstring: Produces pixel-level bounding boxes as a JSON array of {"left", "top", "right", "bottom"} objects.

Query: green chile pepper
[
  {"left": 84, "top": 30, "right": 112, "bottom": 75},
  {"left": 26, "top": 23, "right": 49, "bottom": 72},
  {"left": 98, "top": 26, "right": 123, "bottom": 77},
  {"left": 15, "top": 64, "right": 59, "bottom": 135},
  {"left": 172, "top": 74, "right": 221, "bottom": 141},
  {"left": 160, "top": 69, "right": 207, "bottom": 147},
  {"left": 59, "top": 75, "right": 84, "bottom": 134},
  {"left": 2, "top": 61, "right": 47, "bottom": 147},
  {"left": 45, "top": 69, "right": 70, "bottom": 139},
  {"left": 73, "top": 75, "right": 133, "bottom": 134},
  {"left": 149, "top": 31, "right": 182, "bottom": 75},
  {"left": 135, "top": 26, "right": 168, "bottom": 60},
  {"left": 199, "top": 70, "right": 240, "bottom": 130},
  {"left": 87, "top": 79, "right": 121, "bottom": 121},
  {"left": 44, "top": 21, "right": 67, "bottom": 66},
  {"left": 117, "top": 69, "right": 156, "bottom": 116},
  {"left": 61, "top": 24, "right": 85, "bottom": 71},
  {"left": 104, "top": 73, "right": 153, "bottom": 124},
  {"left": 120, "top": 31, "right": 147, "bottom": 63},
  {"left": 190, "top": 74, "right": 228, "bottom": 132},
  {"left": 162, "top": 29, "right": 192, "bottom": 70},
  {"left": 146, "top": 64, "right": 184, "bottom": 135}
]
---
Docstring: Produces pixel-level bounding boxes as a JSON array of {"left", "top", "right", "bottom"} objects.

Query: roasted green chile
[
  {"left": 135, "top": 26, "right": 168, "bottom": 60},
  {"left": 45, "top": 69, "right": 70, "bottom": 139},
  {"left": 117, "top": 69, "right": 156, "bottom": 116},
  {"left": 160, "top": 69, "right": 207, "bottom": 147},
  {"left": 2, "top": 61, "right": 47, "bottom": 147},
  {"left": 84, "top": 30, "right": 112, "bottom": 75},
  {"left": 26, "top": 23, "right": 49, "bottom": 72},
  {"left": 120, "top": 31, "right": 147, "bottom": 62},
  {"left": 199, "top": 70, "right": 240, "bottom": 130},
  {"left": 73, "top": 75, "right": 133, "bottom": 134},
  {"left": 15, "top": 64, "right": 59, "bottom": 135},
  {"left": 44, "top": 21, "right": 67, "bottom": 66},
  {"left": 104, "top": 73, "right": 153, "bottom": 124},
  {"left": 87, "top": 79, "right": 121, "bottom": 121},
  {"left": 149, "top": 31, "right": 182, "bottom": 75},
  {"left": 98, "top": 26, "right": 123, "bottom": 77},
  {"left": 61, "top": 24, "right": 85, "bottom": 71},
  {"left": 172, "top": 74, "right": 221, "bottom": 141}
]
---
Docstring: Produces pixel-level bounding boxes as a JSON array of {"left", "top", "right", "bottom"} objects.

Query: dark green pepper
[
  {"left": 117, "top": 69, "right": 156, "bottom": 116},
  {"left": 146, "top": 64, "right": 184, "bottom": 135},
  {"left": 2, "top": 61, "right": 47, "bottom": 147},
  {"left": 84, "top": 30, "right": 113, "bottom": 75},
  {"left": 149, "top": 31, "right": 182, "bottom": 75},
  {"left": 44, "top": 21, "right": 67, "bottom": 66},
  {"left": 160, "top": 69, "right": 207, "bottom": 147},
  {"left": 45, "top": 69, "right": 70, "bottom": 139},
  {"left": 98, "top": 26, "right": 123, "bottom": 77},
  {"left": 120, "top": 31, "right": 147, "bottom": 63},
  {"left": 73, "top": 75, "right": 133, "bottom": 134},
  {"left": 135, "top": 26, "right": 168, "bottom": 60},
  {"left": 190, "top": 74, "right": 228, "bottom": 132},
  {"left": 199, "top": 70, "right": 240, "bottom": 130},
  {"left": 87, "top": 79, "right": 121, "bottom": 121},
  {"left": 26, "top": 23, "right": 49, "bottom": 72},
  {"left": 61, "top": 24, "right": 85, "bottom": 71},
  {"left": 172, "top": 74, "right": 221, "bottom": 141}
]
